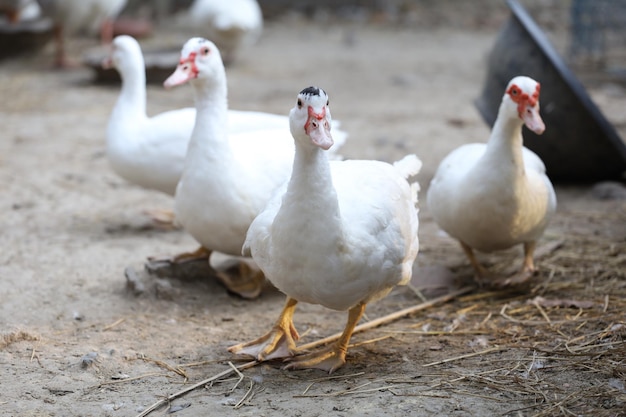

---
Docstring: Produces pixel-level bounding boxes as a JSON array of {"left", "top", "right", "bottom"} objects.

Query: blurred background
[
  {"left": 1, "top": 0, "right": 625, "bottom": 183},
  {"left": 2, "top": 0, "right": 625, "bottom": 74}
]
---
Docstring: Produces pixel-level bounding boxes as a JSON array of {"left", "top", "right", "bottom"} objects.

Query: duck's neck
[
  {"left": 113, "top": 58, "right": 147, "bottom": 120},
  {"left": 284, "top": 142, "right": 341, "bottom": 226},
  {"left": 482, "top": 109, "right": 526, "bottom": 176},
  {"left": 187, "top": 78, "right": 230, "bottom": 159}
]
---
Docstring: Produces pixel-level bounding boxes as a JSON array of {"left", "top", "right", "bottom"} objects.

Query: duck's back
[{"left": 107, "top": 106, "right": 196, "bottom": 195}]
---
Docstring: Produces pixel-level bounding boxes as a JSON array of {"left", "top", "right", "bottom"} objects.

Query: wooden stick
[{"left": 299, "top": 286, "right": 475, "bottom": 351}]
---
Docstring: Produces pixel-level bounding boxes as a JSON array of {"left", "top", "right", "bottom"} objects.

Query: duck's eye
[
  {"left": 511, "top": 88, "right": 518, "bottom": 95},
  {"left": 297, "top": 99, "right": 302, "bottom": 108},
  {"left": 202, "top": 47, "right": 210, "bottom": 55},
  {"left": 326, "top": 99, "right": 329, "bottom": 106}
]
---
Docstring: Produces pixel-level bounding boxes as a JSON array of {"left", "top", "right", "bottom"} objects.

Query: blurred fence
[{"left": 568, "top": 0, "right": 626, "bottom": 71}]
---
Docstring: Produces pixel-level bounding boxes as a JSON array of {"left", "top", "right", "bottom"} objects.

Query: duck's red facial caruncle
[
  {"left": 164, "top": 45, "right": 210, "bottom": 88},
  {"left": 304, "top": 105, "right": 333, "bottom": 150},
  {"left": 507, "top": 82, "right": 545, "bottom": 135}
]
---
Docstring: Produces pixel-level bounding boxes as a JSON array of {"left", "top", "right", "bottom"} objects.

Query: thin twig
[
  {"left": 98, "top": 372, "right": 168, "bottom": 386},
  {"left": 178, "top": 359, "right": 232, "bottom": 368},
  {"left": 407, "top": 284, "right": 428, "bottom": 303},
  {"left": 526, "top": 350, "right": 538, "bottom": 376},
  {"left": 422, "top": 346, "right": 504, "bottom": 367},
  {"left": 140, "top": 357, "right": 188, "bottom": 380},
  {"left": 102, "top": 318, "right": 126, "bottom": 331},
  {"left": 381, "top": 330, "right": 489, "bottom": 336},
  {"left": 532, "top": 300, "right": 552, "bottom": 326},
  {"left": 349, "top": 335, "right": 393, "bottom": 348},
  {"left": 227, "top": 361, "right": 245, "bottom": 392},
  {"left": 301, "top": 371, "right": 365, "bottom": 395},
  {"left": 295, "top": 384, "right": 397, "bottom": 397},
  {"left": 135, "top": 360, "right": 258, "bottom": 417},
  {"left": 234, "top": 379, "right": 255, "bottom": 409}
]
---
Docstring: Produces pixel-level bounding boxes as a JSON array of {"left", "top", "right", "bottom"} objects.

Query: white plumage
[
  {"left": 162, "top": 39, "right": 347, "bottom": 263},
  {"left": 427, "top": 75, "right": 556, "bottom": 286},
  {"left": 230, "top": 86, "right": 420, "bottom": 373},
  {"left": 105, "top": 35, "right": 292, "bottom": 197},
  {"left": 183, "top": 0, "right": 263, "bottom": 64}
]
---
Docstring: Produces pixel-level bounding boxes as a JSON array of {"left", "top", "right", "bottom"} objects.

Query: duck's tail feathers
[{"left": 393, "top": 154, "right": 422, "bottom": 179}]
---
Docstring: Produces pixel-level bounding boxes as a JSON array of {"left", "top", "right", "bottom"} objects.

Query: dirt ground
[{"left": 1, "top": 6, "right": 626, "bottom": 417}]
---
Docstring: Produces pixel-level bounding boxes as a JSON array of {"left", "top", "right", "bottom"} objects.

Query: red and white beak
[
  {"left": 164, "top": 53, "right": 198, "bottom": 89},
  {"left": 522, "top": 105, "right": 545, "bottom": 135},
  {"left": 304, "top": 105, "right": 333, "bottom": 150}
]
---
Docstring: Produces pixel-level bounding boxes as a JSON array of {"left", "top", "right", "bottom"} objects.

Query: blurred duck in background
[
  {"left": 103, "top": 35, "right": 304, "bottom": 226},
  {"left": 180, "top": 0, "right": 263, "bottom": 65},
  {"left": 0, "top": 0, "right": 40, "bottom": 22},
  {"left": 35, "top": 0, "right": 127, "bottom": 66}
]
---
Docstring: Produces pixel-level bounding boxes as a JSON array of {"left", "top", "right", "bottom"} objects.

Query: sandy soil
[{"left": 1, "top": 10, "right": 626, "bottom": 417}]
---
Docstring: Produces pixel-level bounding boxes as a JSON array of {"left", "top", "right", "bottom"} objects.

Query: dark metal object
[
  {"left": 0, "top": 18, "right": 53, "bottom": 60},
  {"left": 475, "top": 0, "right": 626, "bottom": 182}
]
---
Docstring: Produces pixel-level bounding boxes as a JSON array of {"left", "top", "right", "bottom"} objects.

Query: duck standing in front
[
  {"left": 229, "top": 87, "right": 421, "bottom": 373},
  {"left": 427, "top": 75, "right": 556, "bottom": 287}
]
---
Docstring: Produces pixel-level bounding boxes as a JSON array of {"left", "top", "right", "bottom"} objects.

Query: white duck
[
  {"left": 229, "top": 87, "right": 421, "bottom": 373},
  {"left": 183, "top": 0, "right": 262, "bottom": 64},
  {"left": 0, "top": 0, "right": 39, "bottom": 22},
  {"left": 104, "top": 35, "right": 294, "bottom": 200},
  {"left": 35, "top": 0, "right": 127, "bottom": 66},
  {"left": 162, "top": 39, "right": 347, "bottom": 285},
  {"left": 427, "top": 75, "right": 556, "bottom": 287}
]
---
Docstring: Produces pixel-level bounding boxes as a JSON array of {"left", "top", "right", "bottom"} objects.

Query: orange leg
[
  {"left": 53, "top": 24, "right": 66, "bottom": 68},
  {"left": 100, "top": 18, "right": 115, "bottom": 45},
  {"left": 459, "top": 241, "right": 491, "bottom": 285},
  {"left": 285, "top": 302, "right": 366, "bottom": 374},
  {"left": 229, "top": 297, "right": 300, "bottom": 360},
  {"left": 522, "top": 241, "right": 537, "bottom": 275},
  {"left": 141, "top": 208, "right": 178, "bottom": 230},
  {"left": 494, "top": 241, "right": 537, "bottom": 287},
  {"left": 169, "top": 246, "right": 212, "bottom": 264},
  {"left": 214, "top": 261, "right": 266, "bottom": 300}
]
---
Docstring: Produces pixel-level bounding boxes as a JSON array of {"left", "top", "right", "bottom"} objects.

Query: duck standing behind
[
  {"left": 183, "top": 0, "right": 262, "bottom": 65},
  {"left": 36, "top": 0, "right": 127, "bottom": 66},
  {"left": 105, "top": 35, "right": 295, "bottom": 200},
  {"left": 427, "top": 75, "right": 556, "bottom": 287},
  {"left": 229, "top": 86, "right": 421, "bottom": 373},
  {"left": 0, "top": 0, "right": 39, "bottom": 22},
  {"left": 161, "top": 38, "right": 347, "bottom": 297}
]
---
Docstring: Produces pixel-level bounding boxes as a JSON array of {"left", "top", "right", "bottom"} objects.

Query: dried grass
[
  {"left": 134, "top": 202, "right": 625, "bottom": 416},
  {"left": 388, "top": 213, "right": 626, "bottom": 416},
  {"left": 0, "top": 330, "right": 40, "bottom": 349}
]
